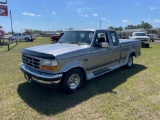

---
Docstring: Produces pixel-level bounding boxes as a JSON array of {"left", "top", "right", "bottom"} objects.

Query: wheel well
[
  {"left": 53, "top": 38, "right": 58, "bottom": 40},
  {"left": 63, "top": 67, "right": 87, "bottom": 81},
  {"left": 130, "top": 52, "right": 136, "bottom": 57}
]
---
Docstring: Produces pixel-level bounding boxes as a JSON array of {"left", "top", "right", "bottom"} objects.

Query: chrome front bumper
[{"left": 20, "top": 63, "right": 62, "bottom": 87}]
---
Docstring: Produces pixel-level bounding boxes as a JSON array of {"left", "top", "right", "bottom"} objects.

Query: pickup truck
[
  {"left": 129, "top": 32, "right": 150, "bottom": 47},
  {"left": 147, "top": 34, "right": 158, "bottom": 42},
  {"left": 50, "top": 32, "right": 64, "bottom": 43},
  {"left": 8, "top": 33, "right": 36, "bottom": 42},
  {"left": 20, "top": 29, "right": 141, "bottom": 93}
]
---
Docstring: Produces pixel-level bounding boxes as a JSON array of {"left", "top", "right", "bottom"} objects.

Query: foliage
[
  {"left": 25, "top": 29, "right": 41, "bottom": 35},
  {"left": 68, "top": 28, "right": 74, "bottom": 30},
  {"left": 108, "top": 21, "right": 153, "bottom": 31},
  {"left": 125, "top": 21, "right": 153, "bottom": 29},
  {"left": 108, "top": 26, "right": 123, "bottom": 31}
]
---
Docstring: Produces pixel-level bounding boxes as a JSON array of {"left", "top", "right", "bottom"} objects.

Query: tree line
[
  {"left": 108, "top": 21, "right": 153, "bottom": 31},
  {"left": 7, "top": 21, "right": 153, "bottom": 35}
]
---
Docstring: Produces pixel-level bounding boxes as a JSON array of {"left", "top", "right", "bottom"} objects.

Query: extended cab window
[{"left": 110, "top": 32, "right": 119, "bottom": 46}]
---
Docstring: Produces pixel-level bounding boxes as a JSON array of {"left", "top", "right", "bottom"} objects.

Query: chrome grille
[
  {"left": 22, "top": 54, "right": 41, "bottom": 69},
  {"left": 138, "top": 38, "right": 148, "bottom": 41}
]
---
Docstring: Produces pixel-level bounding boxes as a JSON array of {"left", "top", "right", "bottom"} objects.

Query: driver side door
[{"left": 90, "top": 31, "right": 112, "bottom": 75}]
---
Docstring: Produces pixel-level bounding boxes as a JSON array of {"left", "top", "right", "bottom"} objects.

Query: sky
[{"left": 0, "top": 0, "right": 160, "bottom": 32}]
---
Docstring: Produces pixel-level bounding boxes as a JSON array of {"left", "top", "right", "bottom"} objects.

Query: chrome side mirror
[{"left": 101, "top": 42, "right": 109, "bottom": 48}]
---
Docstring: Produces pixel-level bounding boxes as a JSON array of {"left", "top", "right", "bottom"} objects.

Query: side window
[
  {"left": 96, "top": 32, "right": 109, "bottom": 43},
  {"left": 110, "top": 32, "right": 119, "bottom": 46}
]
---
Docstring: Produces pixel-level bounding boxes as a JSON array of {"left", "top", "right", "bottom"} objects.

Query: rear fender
[{"left": 125, "top": 49, "right": 135, "bottom": 63}]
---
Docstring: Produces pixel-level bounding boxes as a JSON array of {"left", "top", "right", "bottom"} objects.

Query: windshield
[
  {"left": 58, "top": 31, "right": 94, "bottom": 45},
  {"left": 134, "top": 33, "right": 146, "bottom": 36}
]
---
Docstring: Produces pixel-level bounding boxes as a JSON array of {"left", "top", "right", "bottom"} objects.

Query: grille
[
  {"left": 22, "top": 54, "right": 41, "bottom": 70},
  {"left": 139, "top": 38, "right": 148, "bottom": 41}
]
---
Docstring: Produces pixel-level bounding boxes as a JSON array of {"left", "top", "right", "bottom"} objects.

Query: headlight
[{"left": 41, "top": 59, "right": 59, "bottom": 70}]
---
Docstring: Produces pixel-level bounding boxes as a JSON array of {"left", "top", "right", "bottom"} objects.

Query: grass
[{"left": 0, "top": 38, "right": 160, "bottom": 120}]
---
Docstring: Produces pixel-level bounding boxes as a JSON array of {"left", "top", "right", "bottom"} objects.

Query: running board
[{"left": 86, "top": 62, "right": 127, "bottom": 80}]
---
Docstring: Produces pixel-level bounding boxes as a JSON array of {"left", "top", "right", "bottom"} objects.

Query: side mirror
[{"left": 100, "top": 42, "right": 109, "bottom": 48}]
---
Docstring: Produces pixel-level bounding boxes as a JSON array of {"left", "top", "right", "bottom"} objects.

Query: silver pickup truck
[{"left": 20, "top": 29, "right": 141, "bottom": 93}]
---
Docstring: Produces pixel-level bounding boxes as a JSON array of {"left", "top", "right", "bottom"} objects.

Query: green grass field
[{"left": 0, "top": 38, "right": 160, "bottom": 120}]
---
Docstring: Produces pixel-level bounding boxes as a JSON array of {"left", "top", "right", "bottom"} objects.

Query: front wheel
[
  {"left": 30, "top": 39, "right": 33, "bottom": 42},
  {"left": 145, "top": 44, "right": 150, "bottom": 48},
  {"left": 53, "top": 39, "right": 58, "bottom": 43},
  {"left": 60, "top": 68, "right": 83, "bottom": 94},
  {"left": 126, "top": 55, "right": 133, "bottom": 68},
  {"left": 25, "top": 38, "right": 29, "bottom": 42}
]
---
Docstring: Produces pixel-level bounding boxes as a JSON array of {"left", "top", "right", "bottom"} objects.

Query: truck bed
[
  {"left": 119, "top": 39, "right": 140, "bottom": 43},
  {"left": 119, "top": 39, "right": 140, "bottom": 47}
]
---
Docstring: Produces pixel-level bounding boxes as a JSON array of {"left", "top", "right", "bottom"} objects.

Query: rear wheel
[
  {"left": 60, "top": 68, "right": 83, "bottom": 94},
  {"left": 145, "top": 44, "right": 150, "bottom": 48},
  {"left": 25, "top": 38, "right": 29, "bottom": 42},
  {"left": 126, "top": 55, "right": 133, "bottom": 68},
  {"left": 53, "top": 39, "right": 58, "bottom": 43}
]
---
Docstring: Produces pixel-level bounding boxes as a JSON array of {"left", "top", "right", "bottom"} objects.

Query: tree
[
  {"left": 125, "top": 21, "right": 153, "bottom": 29},
  {"left": 24, "top": 29, "right": 41, "bottom": 35},
  {"left": 57, "top": 30, "right": 63, "bottom": 32},
  {"left": 108, "top": 26, "right": 123, "bottom": 31},
  {"left": 68, "top": 28, "right": 74, "bottom": 30}
]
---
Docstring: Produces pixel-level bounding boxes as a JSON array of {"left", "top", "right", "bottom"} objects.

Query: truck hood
[{"left": 24, "top": 43, "right": 88, "bottom": 56}]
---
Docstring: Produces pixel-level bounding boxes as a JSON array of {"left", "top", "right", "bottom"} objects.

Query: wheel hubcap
[
  {"left": 128, "top": 56, "right": 133, "bottom": 66},
  {"left": 67, "top": 74, "right": 81, "bottom": 90}
]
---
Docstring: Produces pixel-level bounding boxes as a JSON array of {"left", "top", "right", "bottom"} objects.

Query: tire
[
  {"left": 30, "top": 39, "right": 33, "bottom": 42},
  {"left": 60, "top": 68, "right": 83, "bottom": 94},
  {"left": 126, "top": 55, "right": 133, "bottom": 68},
  {"left": 25, "top": 38, "right": 29, "bottom": 42},
  {"left": 145, "top": 44, "right": 149, "bottom": 48},
  {"left": 53, "top": 39, "right": 58, "bottom": 43}
]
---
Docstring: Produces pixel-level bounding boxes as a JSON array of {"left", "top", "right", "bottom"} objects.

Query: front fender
[{"left": 62, "top": 60, "right": 86, "bottom": 73}]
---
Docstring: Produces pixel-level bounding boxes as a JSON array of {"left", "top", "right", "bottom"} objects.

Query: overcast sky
[{"left": 0, "top": 0, "right": 160, "bottom": 32}]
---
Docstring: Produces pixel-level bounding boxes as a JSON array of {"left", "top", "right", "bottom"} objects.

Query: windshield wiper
[
  {"left": 58, "top": 41, "right": 64, "bottom": 44},
  {"left": 69, "top": 42, "right": 80, "bottom": 46}
]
